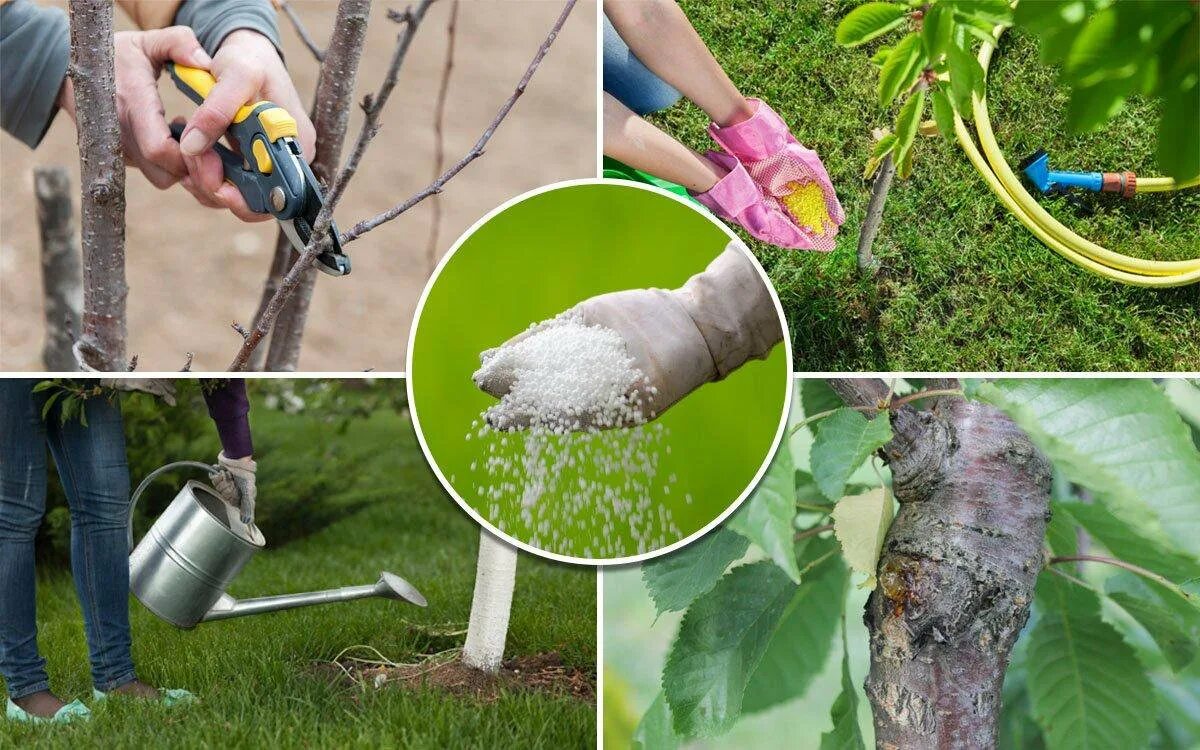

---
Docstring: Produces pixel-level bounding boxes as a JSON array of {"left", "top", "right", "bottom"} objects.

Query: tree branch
[
  {"left": 340, "top": 0, "right": 579, "bottom": 243},
  {"left": 424, "top": 0, "right": 460, "bottom": 276},
  {"left": 68, "top": 0, "right": 127, "bottom": 371},
  {"left": 278, "top": 0, "right": 325, "bottom": 61},
  {"left": 34, "top": 167, "right": 82, "bottom": 371}
]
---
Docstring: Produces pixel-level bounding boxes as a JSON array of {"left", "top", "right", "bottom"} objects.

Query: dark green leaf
[
  {"left": 663, "top": 561, "right": 797, "bottom": 737},
  {"left": 1106, "top": 574, "right": 1198, "bottom": 673},
  {"left": 947, "top": 41, "right": 984, "bottom": 112},
  {"left": 1067, "top": 76, "right": 1135, "bottom": 133},
  {"left": 819, "top": 615, "right": 865, "bottom": 750},
  {"left": 1158, "top": 59, "right": 1200, "bottom": 181},
  {"left": 893, "top": 89, "right": 926, "bottom": 170},
  {"left": 744, "top": 539, "right": 848, "bottom": 713},
  {"left": 633, "top": 692, "right": 678, "bottom": 750},
  {"left": 921, "top": 4, "right": 955, "bottom": 58},
  {"left": 41, "top": 391, "right": 62, "bottom": 421},
  {"left": 802, "top": 379, "right": 845, "bottom": 429},
  {"left": 728, "top": 447, "right": 802, "bottom": 582},
  {"left": 931, "top": 87, "right": 956, "bottom": 138},
  {"left": 1056, "top": 502, "right": 1199, "bottom": 584},
  {"left": 836, "top": 2, "right": 909, "bottom": 47},
  {"left": 643, "top": 527, "right": 749, "bottom": 617},
  {"left": 878, "top": 33, "right": 925, "bottom": 106},
  {"left": 811, "top": 409, "right": 893, "bottom": 502},
  {"left": 31, "top": 380, "right": 58, "bottom": 393}
]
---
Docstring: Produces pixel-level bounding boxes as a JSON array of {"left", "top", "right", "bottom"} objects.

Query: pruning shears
[{"left": 166, "top": 62, "right": 350, "bottom": 276}]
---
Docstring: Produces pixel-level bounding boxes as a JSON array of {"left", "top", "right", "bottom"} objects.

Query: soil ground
[{"left": 1, "top": 0, "right": 596, "bottom": 371}]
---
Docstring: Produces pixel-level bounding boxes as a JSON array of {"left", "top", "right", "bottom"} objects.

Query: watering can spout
[{"left": 200, "top": 572, "right": 427, "bottom": 623}]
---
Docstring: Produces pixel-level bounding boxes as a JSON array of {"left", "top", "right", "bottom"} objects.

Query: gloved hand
[
  {"left": 474, "top": 244, "right": 783, "bottom": 430},
  {"left": 211, "top": 452, "right": 257, "bottom": 526},
  {"left": 99, "top": 379, "right": 177, "bottom": 405},
  {"left": 708, "top": 99, "right": 845, "bottom": 251}
]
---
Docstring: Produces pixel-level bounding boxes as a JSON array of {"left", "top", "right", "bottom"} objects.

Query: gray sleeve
[
  {"left": 0, "top": 0, "right": 70, "bottom": 149},
  {"left": 173, "top": 0, "right": 283, "bottom": 58}
]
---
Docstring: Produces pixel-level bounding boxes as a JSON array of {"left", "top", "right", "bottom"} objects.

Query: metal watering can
[{"left": 128, "top": 462, "right": 426, "bottom": 629}]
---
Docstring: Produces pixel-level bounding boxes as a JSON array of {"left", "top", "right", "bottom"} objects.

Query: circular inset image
[{"left": 408, "top": 180, "right": 791, "bottom": 563}]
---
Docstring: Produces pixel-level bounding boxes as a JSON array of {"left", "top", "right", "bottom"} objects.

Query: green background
[{"left": 410, "top": 183, "right": 790, "bottom": 560}]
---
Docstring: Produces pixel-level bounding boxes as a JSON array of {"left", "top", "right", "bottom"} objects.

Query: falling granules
[{"left": 467, "top": 313, "right": 682, "bottom": 557}]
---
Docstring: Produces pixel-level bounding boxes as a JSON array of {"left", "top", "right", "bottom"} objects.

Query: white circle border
[{"left": 406, "top": 177, "right": 794, "bottom": 566}]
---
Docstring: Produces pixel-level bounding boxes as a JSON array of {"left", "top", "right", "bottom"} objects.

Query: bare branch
[
  {"left": 181, "top": 352, "right": 194, "bottom": 372},
  {"left": 68, "top": 0, "right": 127, "bottom": 370},
  {"left": 342, "top": 0, "right": 579, "bottom": 243},
  {"left": 34, "top": 166, "right": 82, "bottom": 371},
  {"left": 279, "top": 0, "right": 325, "bottom": 61},
  {"left": 425, "top": 0, "right": 460, "bottom": 276},
  {"left": 232, "top": 322, "right": 251, "bottom": 340}
]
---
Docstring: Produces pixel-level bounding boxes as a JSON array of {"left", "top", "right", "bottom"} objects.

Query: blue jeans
[
  {"left": 0, "top": 380, "right": 136, "bottom": 699},
  {"left": 603, "top": 14, "right": 681, "bottom": 115}
]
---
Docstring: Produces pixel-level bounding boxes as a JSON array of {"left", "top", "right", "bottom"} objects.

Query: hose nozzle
[{"left": 1020, "top": 149, "right": 1136, "bottom": 197}]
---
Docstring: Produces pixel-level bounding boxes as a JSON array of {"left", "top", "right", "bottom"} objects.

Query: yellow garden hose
[{"left": 953, "top": 27, "right": 1200, "bottom": 287}]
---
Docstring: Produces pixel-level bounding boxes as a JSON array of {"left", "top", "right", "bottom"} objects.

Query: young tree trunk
[
  {"left": 462, "top": 529, "right": 518, "bottom": 673},
  {"left": 67, "top": 0, "right": 127, "bottom": 370},
  {"left": 34, "top": 167, "right": 83, "bottom": 371},
  {"left": 857, "top": 154, "right": 892, "bottom": 274},
  {"left": 828, "top": 378, "right": 1052, "bottom": 750},
  {"left": 264, "top": 0, "right": 372, "bottom": 371}
]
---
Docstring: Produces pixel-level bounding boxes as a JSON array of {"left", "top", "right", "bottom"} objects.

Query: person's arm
[
  {"left": 203, "top": 379, "right": 258, "bottom": 525},
  {"left": 0, "top": 0, "right": 70, "bottom": 148}
]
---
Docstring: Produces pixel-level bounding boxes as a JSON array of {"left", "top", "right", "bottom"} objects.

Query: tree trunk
[
  {"left": 857, "top": 154, "right": 892, "bottom": 274},
  {"left": 828, "top": 379, "right": 1052, "bottom": 750},
  {"left": 462, "top": 529, "right": 518, "bottom": 673},
  {"left": 264, "top": 0, "right": 372, "bottom": 371},
  {"left": 34, "top": 167, "right": 83, "bottom": 371},
  {"left": 68, "top": 0, "right": 127, "bottom": 370}
]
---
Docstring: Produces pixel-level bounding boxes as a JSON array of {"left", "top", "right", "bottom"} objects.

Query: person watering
[
  {"left": 0, "top": 379, "right": 257, "bottom": 724},
  {"left": 0, "top": 0, "right": 312, "bottom": 221}
]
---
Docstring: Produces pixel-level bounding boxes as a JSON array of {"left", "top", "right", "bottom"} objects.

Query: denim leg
[
  {"left": 0, "top": 380, "right": 53, "bottom": 699},
  {"left": 45, "top": 393, "right": 137, "bottom": 692},
  {"left": 603, "top": 15, "right": 681, "bottom": 115}
]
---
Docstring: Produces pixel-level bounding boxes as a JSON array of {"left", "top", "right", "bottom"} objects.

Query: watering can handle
[{"left": 128, "top": 461, "right": 221, "bottom": 552}]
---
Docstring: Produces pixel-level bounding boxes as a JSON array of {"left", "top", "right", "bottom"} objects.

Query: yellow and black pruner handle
[{"left": 166, "top": 62, "right": 349, "bottom": 276}]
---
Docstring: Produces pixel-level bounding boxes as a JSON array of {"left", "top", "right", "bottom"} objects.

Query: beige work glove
[
  {"left": 211, "top": 452, "right": 257, "bottom": 526},
  {"left": 99, "top": 379, "right": 177, "bottom": 405},
  {"left": 474, "top": 243, "right": 783, "bottom": 430}
]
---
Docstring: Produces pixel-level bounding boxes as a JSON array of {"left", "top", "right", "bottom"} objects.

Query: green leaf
[
  {"left": 663, "top": 561, "right": 797, "bottom": 737},
  {"left": 1158, "top": 58, "right": 1200, "bottom": 182},
  {"left": 1063, "top": 5, "right": 1118, "bottom": 84},
  {"left": 870, "top": 45, "right": 892, "bottom": 68},
  {"left": 1055, "top": 502, "right": 1199, "bottom": 584},
  {"left": 892, "top": 89, "right": 926, "bottom": 172},
  {"left": 921, "top": 4, "right": 954, "bottom": 59},
  {"left": 642, "top": 527, "right": 750, "bottom": 616},
  {"left": 31, "top": 380, "right": 58, "bottom": 393},
  {"left": 819, "top": 617, "right": 866, "bottom": 750},
  {"left": 810, "top": 408, "right": 893, "bottom": 501},
  {"left": 831, "top": 486, "right": 894, "bottom": 588},
  {"left": 40, "top": 391, "right": 62, "bottom": 420},
  {"left": 878, "top": 33, "right": 925, "bottom": 106},
  {"left": 743, "top": 538, "right": 848, "bottom": 713},
  {"left": 1067, "top": 76, "right": 1135, "bottom": 133},
  {"left": 633, "top": 692, "right": 678, "bottom": 750},
  {"left": 802, "top": 379, "right": 845, "bottom": 429},
  {"left": 950, "top": 0, "right": 1013, "bottom": 27},
  {"left": 1106, "top": 574, "right": 1199, "bottom": 673},
  {"left": 1027, "top": 574, "right": 1158, "bottom": 750},
  {"left": 836, "top": 2, "right": 909, "bottom": 47},
  {"left": 728, "top": 447, "right": 802, "bottom": 582},
  {"left": 947, "top": 41, "right": 984, "bottom": 112},
  {"left": 977, "top": 379, "right": 1200, "bottom": 561},
  {"left": 931, "top": 87, "right": 956, "bottom": 138}
]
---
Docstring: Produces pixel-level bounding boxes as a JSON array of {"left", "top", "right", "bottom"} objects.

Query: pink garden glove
[{"left": 708, "top": 99, "right": 844, "bottom": 251}]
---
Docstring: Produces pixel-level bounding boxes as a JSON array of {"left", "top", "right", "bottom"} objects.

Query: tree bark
[
  {"left": 68, "top": 0, "right": 127, "bottom": 370},
  {"left": 462, "top": 529, "right": 518, "bottom": 673},
  {"left": 828, "top": 378, "right": 1052, "bottom": 750},
  {"left": 34, "top": 167, "right": 83, "bottom": 371},
  {"left": 264, "top": 0, "right": 372, "bottom": 371},
  {"left": 858, "top": 154, "right": 893, "bottom": 274}
]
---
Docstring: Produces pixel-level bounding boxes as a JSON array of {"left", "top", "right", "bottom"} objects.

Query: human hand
[
  {"left": 58, "top": 27, "right": 211, "bottom": 191},
  {"left": 212, "top": 451, "right": 257, "bottom": 525},
  {"left": 473, "top": 245, "right": 782, "bottom": 431},
  {"left": 175, "top": 29, "right": 315, "bottom": 222}
]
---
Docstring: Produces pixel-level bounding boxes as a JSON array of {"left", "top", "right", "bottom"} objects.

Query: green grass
[
  {"left": 3, "top": 404, "right": 596, "bottom": 748},
  {"left": 649, "top": 0, "right": 1200, "bottom": 371}
]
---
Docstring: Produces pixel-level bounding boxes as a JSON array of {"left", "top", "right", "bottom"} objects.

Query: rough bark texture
[
  {"left": 462, "top": 530, "right": 518, "bottom": 674},
  {"left": 828, "top": 378, "right": 1052, "bottom": 750},
  {"left": 264, "top": 0, "right": 372, "bottom": 371},
  {"left": 858, "top": 154, "right": 893, "bottom": 274},
  {"left": 34, "top": 167, "right": 83, "bottom": 371},
  {"left": 68, "top": 0, "right": 127, "bottom": 371}
]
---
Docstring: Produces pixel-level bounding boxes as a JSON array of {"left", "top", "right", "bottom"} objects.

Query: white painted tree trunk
[{"left": 461, "top": 529, "right": 518, "bottom": 673}]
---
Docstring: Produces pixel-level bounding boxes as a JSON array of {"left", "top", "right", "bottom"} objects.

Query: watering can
[{"left": 128, "top": 462, "right": 426, "bottom": 629}]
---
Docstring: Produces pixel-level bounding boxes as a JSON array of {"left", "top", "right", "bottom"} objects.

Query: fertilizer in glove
[{"left": 467, "top": 313, "right": 682, "bottom": 557}]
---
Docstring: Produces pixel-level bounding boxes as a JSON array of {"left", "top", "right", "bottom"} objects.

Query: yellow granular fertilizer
[{"left": 781, "top": 180, "right": 830, "bottom": 234}]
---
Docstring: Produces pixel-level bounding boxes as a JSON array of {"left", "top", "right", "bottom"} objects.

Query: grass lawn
[
  {"left": 3, "top": 400, "right": 596, "bottom": 748},
  {"left": 647, "top": 0, "right": 1200, "bottom": 371}
]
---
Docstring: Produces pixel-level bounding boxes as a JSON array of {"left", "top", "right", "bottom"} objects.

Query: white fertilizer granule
[{"left": 467, "top": 313, "right": 682, "bottom": 557}]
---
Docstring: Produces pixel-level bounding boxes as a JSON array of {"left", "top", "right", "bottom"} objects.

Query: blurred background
[{"left": 1, "top": 0, "right": 596, "bottom": 371}]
